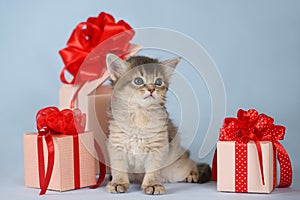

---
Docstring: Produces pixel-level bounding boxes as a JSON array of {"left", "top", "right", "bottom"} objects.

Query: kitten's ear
[
  {"left": 106, "top": 53, "right": 128, "bottom": 81},
  {"left": 161, "top": 57, "right": 181, "bottom": 69},
  {"left": 161, "top": 57, "right": 181, "bottom": 78}
]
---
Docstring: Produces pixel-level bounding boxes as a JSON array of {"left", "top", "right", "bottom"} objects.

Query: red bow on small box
[
  {"left": 212, "top": 109, "right": 292, "bottom": 191},
  {"left": 36, "top": 107, "right": 105, "bottom": 195},
  {"left": 37, "top": 106, "right": 86, "bottom": 135}
]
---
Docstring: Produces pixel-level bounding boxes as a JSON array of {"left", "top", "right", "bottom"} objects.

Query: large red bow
[
  {"left": 59, "top": 12, "right": 135, "bottom": 85},
  {"left": 212, "top": 109, "right": 292, "bottom": 189}
]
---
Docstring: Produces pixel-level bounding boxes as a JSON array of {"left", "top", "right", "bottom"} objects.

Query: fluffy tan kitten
[{"left": 105, "top": 53, "right": 211, "bottom": 195}]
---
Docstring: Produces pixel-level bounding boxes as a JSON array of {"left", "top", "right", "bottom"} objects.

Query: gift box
[
  {"left": 217, "top": 141, "right": 274, "bottom": 193},
  {"left": 58, "top": 12, "right": 141, "bottom": 177},
  {"left": 24, "top": 131, "right": 96, "bottom": 192},
  {"left": 24, "top": 107, "right": 105, "bottom": 195},
  {"left": 212, "top": 109, "right": 292, "bottom": 194}
]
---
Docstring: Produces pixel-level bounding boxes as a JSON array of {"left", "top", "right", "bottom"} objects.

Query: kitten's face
[
  {"left": 106, "top": 54, "right": 179, "bottom": 108},
  {"left": 120, "top": 64, "right": 169, "bottom": 107}
]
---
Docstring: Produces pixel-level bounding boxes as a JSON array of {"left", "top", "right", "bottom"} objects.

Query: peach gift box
[
  {"left": 217, "top": 141, "right": 274, "bottom": 193},
  {"left": 24, "top": 131, "right": 96, "bottom": 192}
]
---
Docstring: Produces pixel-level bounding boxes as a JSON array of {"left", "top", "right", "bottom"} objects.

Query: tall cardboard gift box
[
  {"left": 58, "top": 12, "right": 141, "bottom": 169},
  {"left": 212, "top": 109, "right": 293, "bottom": 193},
  {"left": 24, "top": 107, "right": 102, "bottom": 195}
]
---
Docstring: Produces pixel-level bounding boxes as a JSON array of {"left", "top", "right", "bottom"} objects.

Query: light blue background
[{"left": 0, "top": 0, "right": 299, "bottom": 199}]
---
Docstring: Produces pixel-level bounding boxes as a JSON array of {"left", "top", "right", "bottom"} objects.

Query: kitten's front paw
[
  {"left": 106, "top": 181, "right": 129, "bottom": 193},
  {"left": 142, "top": 184, "right": 166, "bottom": 195}
]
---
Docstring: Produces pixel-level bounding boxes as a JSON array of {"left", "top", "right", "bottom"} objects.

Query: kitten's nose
[{"left": 148, "top": 88, "right": 155, "bottom": 94}]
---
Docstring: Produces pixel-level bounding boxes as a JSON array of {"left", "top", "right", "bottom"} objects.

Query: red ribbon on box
[
  {"left": 36, "top": 106, "right": 106, "bottom": 195},
  {"left": 59, "top": 12, "right": 136, "bottom": 108},
  {"left": 212, "top": 109, "right": 292, "bottom": 192}
]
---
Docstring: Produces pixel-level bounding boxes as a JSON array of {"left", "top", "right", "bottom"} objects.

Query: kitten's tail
[{"left": 197, "top": 163, "right": 212, "bottom": 183}]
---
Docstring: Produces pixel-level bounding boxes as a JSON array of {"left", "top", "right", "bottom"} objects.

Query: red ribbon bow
[
  {"left": 219, "top": 109, "right": 285, "bottom": 142},
  {"left": 36, "top": 107, "right": 106, "bottom": 195},
  {"left": 59, "top": 12, "right": 135, "bottom": 108},
  {"left": 59, "top": 12, "right": 134, "bottom": 85},
  {"left": 37, "top": 106, "right": 86, "bottom": 135},
  {"left": 212, "top": 109, "right": 292, "bottom": 190}
]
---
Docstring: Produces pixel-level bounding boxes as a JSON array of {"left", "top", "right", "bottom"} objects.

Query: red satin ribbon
[
  {"left": 235, "top": 142, "right": 248, "bottom": 192},
  {"left": 73, "top": 134, "right": 80, "bottom": 189},
  {"left": 36, "top": 107, "right": 85, "bottom": 195},
  {"left": 59, "top": 12, "right": 135, "bottom": 108},
  {"left": 90, "top": 140, "right": 106, "bottom": 189},
  {"left": 37, "top": 127, "right": 55, "bottom": 195},
  {"left": 212, "top": 109, "right": 292, "bottom": 191}
]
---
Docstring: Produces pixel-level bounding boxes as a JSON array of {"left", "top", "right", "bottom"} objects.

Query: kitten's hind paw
[
  {"left": 106, "top": 181, "right": 129, "bottom": 193},
  {"left": 143, "top": 184, "right": 166, "bottom": 195},
  {"left": 185, "top": 169, "right": 199, "bottom": 183}
]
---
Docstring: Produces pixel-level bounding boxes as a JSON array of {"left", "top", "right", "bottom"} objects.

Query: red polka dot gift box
[{"left": 212, "top": 109, "right": 292, "bottom": 193}]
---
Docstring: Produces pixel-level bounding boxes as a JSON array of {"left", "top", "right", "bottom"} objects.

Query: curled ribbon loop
[
  {"left": 59, "top": 12, "right": 137, "bottom": 108},
  {"left": 212, "top": 109, "right": 292, "bottom": 190}
]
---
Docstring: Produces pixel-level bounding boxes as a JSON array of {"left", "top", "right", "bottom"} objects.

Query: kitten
[{"left": 105, "top": 54, "right": 211, "bottom": 195}]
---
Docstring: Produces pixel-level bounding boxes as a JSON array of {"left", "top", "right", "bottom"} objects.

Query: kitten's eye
[
  {"left": 155, "top": 78, "right": 162, "bottom": 86},
  {"left": 134, "top": 77, "right": 144, "bottom": 85}
]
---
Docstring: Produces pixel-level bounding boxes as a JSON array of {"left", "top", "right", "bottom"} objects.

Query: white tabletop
[{"left": 3, "top": 175, "right": 299, "bottom": 200}]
